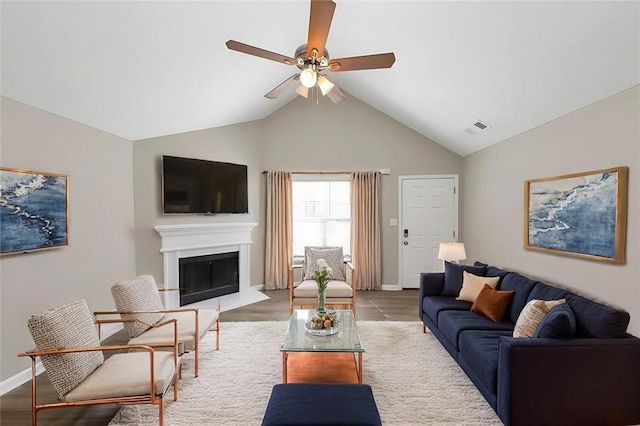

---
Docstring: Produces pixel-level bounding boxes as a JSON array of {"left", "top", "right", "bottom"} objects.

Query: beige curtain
[
  {"left": 351, "top": 171, "right": 382, "bottom": 290},
  {"left": 264, "top": 171, "right": 293, "bottom": 290}
]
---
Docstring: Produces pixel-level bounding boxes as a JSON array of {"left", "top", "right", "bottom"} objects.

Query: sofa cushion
[
  {"left": 533, "top": 304, "right": 576, "bottom": 338},
  {"left": 471, "top": 284, "right": 514, "bottom": 323},
  {"left": 457, "top": 272, "right": 500, "bottom": 303},
  {"left": 528, "top": 281, "right": 568, "bottom": 303},
  {"left": 566, "top": 293, "right": 630, "bottom": 338},
  {"left": 513, "top": 299, "right": 566, "bottom": 338},
  {"left": 475, "top": 261, "right": 510, "bottom": 282},
  {"left": 499, "top": 273, "right": 538, "bottom": 323},
  {"left": 458, "top": 330, "right": 512, "bottom": 395},
  {"left": 422, "top": 296, "right": 472, "bottom": 326},
  {"left": 443, "top": 263, "right": 487, "bottom": 297},
  {"left": 438, "top": 310, "right": 514, "bottom": 351},
  {"left": 485, "top": 268, "right": 509, "bottom": 289},
  {"left": 27, "top": 300, "right": 104, "bottom": 399}
]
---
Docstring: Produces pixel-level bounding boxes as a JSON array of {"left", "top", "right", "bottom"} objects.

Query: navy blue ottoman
[{"left": 262, "top": 383, "right": 382, "bottom": 426}]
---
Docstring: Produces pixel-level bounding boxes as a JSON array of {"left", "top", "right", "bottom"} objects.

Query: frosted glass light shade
[
  {"left": 299, "top": 68, "right": 317, "bottom": 88},
  {"left": 295, "top": 84, "right": 309, "bottom": 98},
  {"left": 317, "top": 75, "right": 335, "bottom": 96},
  {"left": 438, "top": 242, "right": 467, "bottom": 263}
]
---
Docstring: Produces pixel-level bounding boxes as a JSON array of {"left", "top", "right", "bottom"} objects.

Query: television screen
[{"left": 161, "top": 155, "right": 248, "bottom": 214}]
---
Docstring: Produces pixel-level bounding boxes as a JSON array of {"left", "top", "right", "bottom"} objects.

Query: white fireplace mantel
[
  {"left": 154, "top": 222, "right": 264, "bottom": 310},
  {"left": 155, "top": 223, "right": 257, "bottom": 252}
]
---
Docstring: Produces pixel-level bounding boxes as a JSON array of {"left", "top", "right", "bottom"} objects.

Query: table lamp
[{"left": 438, "top": 242, "right": 467, "bottom": 265}]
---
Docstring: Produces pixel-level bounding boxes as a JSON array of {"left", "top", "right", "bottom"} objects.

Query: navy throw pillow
[
  {"left": 533, "top": 304, "right": 576, "bottom": 338},
  {"left": 442, "top": 262, "right": 486, "bottom": 297}
]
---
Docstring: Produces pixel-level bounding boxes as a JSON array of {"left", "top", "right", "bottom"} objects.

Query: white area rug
[{"left": 109, "top": 321, "right": 501, "bottom": 425}]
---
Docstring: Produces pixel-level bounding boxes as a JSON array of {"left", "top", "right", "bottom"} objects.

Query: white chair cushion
[
  {"left": 294, "top": 280, "right": 353, "bottom": 298},
  {"left": 129, "top": 309, "right": 219, "bottom": 352},
  {"left": 27, "top": 300, "right": 104, "bottom": 399},
  {"left": 65, "top": 351, "right": 176, "bottom": 402},
  {"left": 111, "top": 275, "right": 165, "bottom": 338}
]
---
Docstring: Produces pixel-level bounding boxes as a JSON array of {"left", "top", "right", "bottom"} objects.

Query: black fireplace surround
[{"left": 179, "top": 252, "right": 239, "bottom": 305}]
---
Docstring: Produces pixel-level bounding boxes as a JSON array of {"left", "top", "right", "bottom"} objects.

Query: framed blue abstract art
[
  {"left": 524, "top": 166, "right": 628, "bottom": 263},
  {"left": 0, "top": 167, "right": 69, "bottom": 255}
]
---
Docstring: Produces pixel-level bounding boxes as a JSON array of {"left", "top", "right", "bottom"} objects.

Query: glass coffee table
[{"left": 281, "top": 309, "right": 365, "bottom": 383}]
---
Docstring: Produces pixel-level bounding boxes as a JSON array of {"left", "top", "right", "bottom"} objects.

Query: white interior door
[{"left": 400, "top": 176, "right": 457, "bottom": 289}]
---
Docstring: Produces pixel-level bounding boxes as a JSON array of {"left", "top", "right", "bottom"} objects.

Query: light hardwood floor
[{"left": 1, "top": 289, "right": 419, "bottom": 426}]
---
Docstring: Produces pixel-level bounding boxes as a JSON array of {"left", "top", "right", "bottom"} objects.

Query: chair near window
[
  {"left": 289, "top": 246, "right": 356, "bottom": 315},
  {"left": 19, "top": 299, "right": 179, "bottom": 426},
  {"left": 94, "top": 274, "right": 220, "bottom": 378}
]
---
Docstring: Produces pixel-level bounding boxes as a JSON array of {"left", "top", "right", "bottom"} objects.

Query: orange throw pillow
[{"left": 471, "top": 284, "right": 515, "bottom": 323}]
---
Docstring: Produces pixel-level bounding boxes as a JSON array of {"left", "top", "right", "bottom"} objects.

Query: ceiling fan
[{"left": 226, "top": 0, "right": 396, "bottom": 104}]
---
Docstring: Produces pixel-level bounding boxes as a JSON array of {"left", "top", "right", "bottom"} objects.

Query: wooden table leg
[
  {"left": 282, "top": 352, "right": 288, "bottom": 383},
  {"left": 358, "top": 353, "right": 363, "bottom": 383}
]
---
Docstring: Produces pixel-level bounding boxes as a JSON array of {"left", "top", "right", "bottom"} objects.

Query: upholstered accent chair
[
  {"left": 95, "top": 274, "right": 220, "bottom": 378},
  {"left": 19, "top": 299, "right": 179, "bottom": 426},
  {"left": 288, "top": 246, "right": 356, "bottom": 315}
]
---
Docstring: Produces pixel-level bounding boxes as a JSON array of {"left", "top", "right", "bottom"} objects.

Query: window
[{"left": 292, "top": 175, "right": 351, "bottom": 257}]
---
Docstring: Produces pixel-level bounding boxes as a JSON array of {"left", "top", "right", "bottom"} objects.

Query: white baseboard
[
  {"left": 0, "top": 360, "right": 45, "bottom": 396},
  {"left": 0, "top": 323, "right": 124, "bottom": 396},
  {"left": 381, "top": 284, "right": 403, "bottom": 291}
]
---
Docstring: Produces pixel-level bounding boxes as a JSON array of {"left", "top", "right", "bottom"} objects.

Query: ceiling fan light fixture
[
  {"left": 295, "top": 84, "right": 309, "bottom": 98},
  {"left": 299, "top": 67, "right": 317, "bottom": 88},
  {"left": 317, "top": 75, "right": 335, "bottom": 96}
]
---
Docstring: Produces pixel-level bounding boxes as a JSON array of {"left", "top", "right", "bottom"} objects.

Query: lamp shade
[{"left": 438, "top": 242, "right": 467, "bottom": 262}]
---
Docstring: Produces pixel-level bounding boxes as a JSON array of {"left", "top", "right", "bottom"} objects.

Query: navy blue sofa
[{"left": 419, "top": 261, "right": 640, "bottom": 426}]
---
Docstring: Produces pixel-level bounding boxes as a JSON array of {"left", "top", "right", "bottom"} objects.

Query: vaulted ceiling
[{"left": 2, "top": 1, "right": 638, "bottom": 156}]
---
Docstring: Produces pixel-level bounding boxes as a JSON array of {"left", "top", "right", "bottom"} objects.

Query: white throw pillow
[
  {"left": 456, "top": 272, "right": 500, "bottom": 303},
  {"left": 513, "top": 299, "right": 566, "bottom": 338},
  {"left": 303, "top": 247, "right": 346, "bottom": 281}
]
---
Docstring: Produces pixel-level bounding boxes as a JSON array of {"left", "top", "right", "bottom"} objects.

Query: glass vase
[{"left": 317, "top": 288, "right": 327, "bottom": 314}]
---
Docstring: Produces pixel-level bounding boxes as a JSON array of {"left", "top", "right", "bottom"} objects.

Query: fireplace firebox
[{"left": 179, "top": 252, "right": 239, "bottom": 306}]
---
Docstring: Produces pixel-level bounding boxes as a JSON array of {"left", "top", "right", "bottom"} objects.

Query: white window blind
[{"left": 292, "top": 175, "right": 351, "bottom": 257}]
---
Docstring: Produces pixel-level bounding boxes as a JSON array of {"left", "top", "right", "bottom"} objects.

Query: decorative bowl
[{"left": 305, "top": 319, "right": 342, "bottom": 336}]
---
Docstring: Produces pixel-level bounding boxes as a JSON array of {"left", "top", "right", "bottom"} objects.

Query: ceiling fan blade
[
  {"left": 328, "top": 53, "right": 396, "bottom": 72},
  {"left": 226, "top": 40, "right": 296, "bottom": 65},
  {"left": 264, "top": 74, "right": 300, "bottom": 99},
  {"left": 307, "top": 0, "right": 336, "bottom": 58},
  {"left": 327, "top": 85, "right": 347, "bottom": 104}
]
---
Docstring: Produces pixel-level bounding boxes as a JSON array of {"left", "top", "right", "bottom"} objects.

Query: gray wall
[
  {"left": 0, "top": 97, "right": 137, "bottom": 381},
  {"left": 132, "top": 93, "right": 463, "bottom": 288},
  {"left": 261, "top": 94, "right": 463, "bottom": 286},
  {"left": 462, "top": 85, "right": 640, "bottom": 335},
  {"left": 7, "top": 84, "right": 635, "bottom": 384},
  {"left": 132, "top": 121, "right": 265, "bottom": 286}
]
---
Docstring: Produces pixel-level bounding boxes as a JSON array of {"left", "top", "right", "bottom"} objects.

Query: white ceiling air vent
[{"left": 464, "top": 120, "right": 491, "bottom": 135}]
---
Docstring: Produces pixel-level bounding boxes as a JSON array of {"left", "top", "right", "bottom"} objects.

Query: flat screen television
[{"left": 161, "top": 155, "right": 248, "bottom": 214}]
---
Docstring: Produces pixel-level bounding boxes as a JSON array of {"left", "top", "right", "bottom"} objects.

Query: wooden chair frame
[
  {"left": 94, "top": 301, "right": 220, "bottom": 378},
  {"left": 288, "top": 261, "right": 356, "bottom": 315},
  {"left": 18, "top": 318, "right": 180, "bottom": 426}
]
